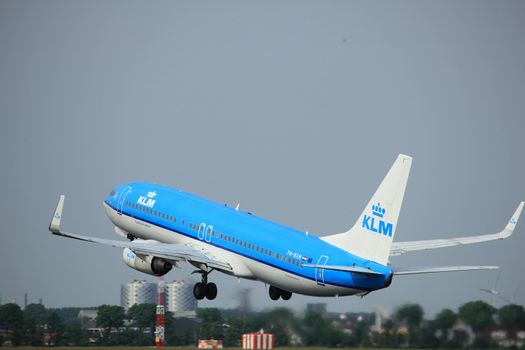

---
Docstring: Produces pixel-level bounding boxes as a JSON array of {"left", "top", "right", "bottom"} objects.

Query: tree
[
  {"left": 264, "top": 308, "right": 296, "bottom": 346},
  {"left": 126, "top": 304, "right": 156, "bottom": 346},
  {"left": 63, "top": 319, "right": 89, "bottom": 346},
  {"left": 301, "top": 310, "right": 327, "bottom": 346},
  {"left": 396, "top": 303, "right": 424, "bottom": 328},
  {"left": 434, "top": 308, "right": 457, "bottom": 344},
  {"left": 223, "top": 317, "right": 246, "bottom": 347},
  {"left": 458, "top": 300, "right": 495, "bottom": 332},
  {"left": 0, "top": 303, "right": 24, "bottom": 346},
  {"left": 127, "top": 303, "right": 156, "bottom": 330},
  {"left": 46, "top": 311, "right": 65, "bottom": 346},
  {"left": 197, "top": 308, "right": 224, "bottom": 340},
  {"left": 23, "top": 303, "right": 48, "bottom": 345},
  {"left": 23, "top": 304, "right": 47, "bottom": 325},
  {"left": 395, "top": 303, "right": 424, "bottom": 347},
  {"left": 96, "top": 305, "right": 125, "bottom": 329},
  {"left": 351, "top": 316, "right": 371, "bottom": 347},
  {"left": 95, "top": 305, "right": 125, "bottom": 345},
  {"left": 498, "top": 304, "right": 525, "bottom": 329}
]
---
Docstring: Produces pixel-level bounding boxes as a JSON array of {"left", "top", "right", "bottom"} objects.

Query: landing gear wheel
[
  {"left": 206, "top": 283, "right": 218, "bottom": 300},
  {"left": 281, "top": 290, "right": 292, "bottom": 300},
  {"left": 269, "top": 286, "right": 280, "bottom": 300},
  {"left": 194, "top": 282, "right": 206, "bottom": 300}
]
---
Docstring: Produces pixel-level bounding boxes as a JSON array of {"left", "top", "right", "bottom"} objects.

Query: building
[
  {"left": 165, "top": 280, "right": 197, "bottom": 318},
  {"left": 121, "top": 280, "right": 157, "bottom": 310},
  {"left": 242, "top": 332, "right": 275, "bottom": 349},
  {"left": 306, "top": 303, "right": 327, "bottom": 315}
]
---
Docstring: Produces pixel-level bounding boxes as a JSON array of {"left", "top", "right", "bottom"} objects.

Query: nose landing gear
[{"left": 193, "top": 269, "right": 217, "bottom": 300}]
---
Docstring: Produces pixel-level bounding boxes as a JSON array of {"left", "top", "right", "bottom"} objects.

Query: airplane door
[
  {"left": 117, "top": 186, "right": 132, "bottom": 215},
  {"left": 198, "top": 223, "right": 206, "bottom": 241},
  {"left": 315, "top": 255, "right": 329, "bottom": 286},
  {"left": 204, "top": 225, "right": 213, "bottom": 243}
]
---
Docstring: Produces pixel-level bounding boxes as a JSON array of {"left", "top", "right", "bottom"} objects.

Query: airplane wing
[
  {"left": 390, "top": 202, "right": 523, "bottom": 256},
  {"left": 392, "top": 265, "right": 498, "bottom": 275},
  {"left": 48, "top": 195, "right": 233, "bottom": 272}
]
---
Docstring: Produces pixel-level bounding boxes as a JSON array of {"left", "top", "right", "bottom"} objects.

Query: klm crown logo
[
  {"left": 362, "top": 202, "right": 393, "bottom": 237},
  {"left": 372, "top": 203, "right": 386, "bottom": 218}
]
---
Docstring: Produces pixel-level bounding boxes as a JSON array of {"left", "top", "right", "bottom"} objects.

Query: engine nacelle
[{"left": 122, "top": 248, "right": 172, "bottom": 276}]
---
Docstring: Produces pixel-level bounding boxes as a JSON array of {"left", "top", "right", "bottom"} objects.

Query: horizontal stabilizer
[
  {"left": 301, "top": 264, "right": 384, "bottom": 276},
  {"left": 393, "top": 265, "right": 498, "bottom": 275},
  {"left": 391, "top": 201, "right": 523, "bottom": 256}
]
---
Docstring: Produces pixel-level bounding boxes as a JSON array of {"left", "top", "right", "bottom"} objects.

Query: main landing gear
[
  {"left": 193, "top": 270, "right": 217, "bottom": 300},
  {"left": 269, "top": 285, "right": 292, "bottom": 301}
]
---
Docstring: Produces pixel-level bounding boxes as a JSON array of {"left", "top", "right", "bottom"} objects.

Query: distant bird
[{"left": 480, "top": 271, "right": 502, "bottom": 308}]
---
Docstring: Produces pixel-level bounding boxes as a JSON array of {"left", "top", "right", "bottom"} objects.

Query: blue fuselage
[{"left": 105, "top": 182, "right": 393, "bottom": 294}]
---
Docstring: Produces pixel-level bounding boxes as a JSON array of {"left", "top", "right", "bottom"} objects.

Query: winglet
[
  {"left": 503, "top": 201, "right": 524, "bottom": 237},
  {"left": 49, "top": 195, "right": 65, "bottom": 234}
]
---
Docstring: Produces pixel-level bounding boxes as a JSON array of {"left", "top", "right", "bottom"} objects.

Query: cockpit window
[{"left": 109, "top": 190, "right": 116, "bottom": 196}]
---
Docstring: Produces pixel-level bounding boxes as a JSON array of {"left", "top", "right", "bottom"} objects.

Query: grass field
[
  {"left": 0, "top": 348, "right": 388, "bottom": 350},
  {"left": 1, "top": 346, "right": 378, "bottom": 350}
]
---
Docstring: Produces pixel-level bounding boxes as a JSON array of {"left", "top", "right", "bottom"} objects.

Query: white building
[
  {"left": 165, "top": 280, "right": 197, "bottom": 318},
  {"left": 121, "top": 280, "right": 157, "bottom": 310}
]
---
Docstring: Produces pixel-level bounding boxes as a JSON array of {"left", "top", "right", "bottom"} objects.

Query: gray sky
[{"left": 1, "top": 1, "right": 524, "bottom": 317}]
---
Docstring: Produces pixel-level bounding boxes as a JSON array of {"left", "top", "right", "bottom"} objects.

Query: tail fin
[{"left": 322, "top": 154, "right": 412, "bottom": 265}]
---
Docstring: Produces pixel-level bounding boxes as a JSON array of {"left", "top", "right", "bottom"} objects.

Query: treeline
[
  {"left": 197, "top": 302, "right": 525, "bottom": 349},
  {"left": 0, "top": 303, "right": 172, "bottom": 346},
  {"left": 1, "top": 300, "right": 524, "bottom": 347}
]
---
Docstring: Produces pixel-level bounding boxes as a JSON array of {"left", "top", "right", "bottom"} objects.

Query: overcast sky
[{"left": 1, "top": 1, "right": 524, "bottom": 317}]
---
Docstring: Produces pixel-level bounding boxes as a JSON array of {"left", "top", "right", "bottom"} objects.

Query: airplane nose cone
[{"left": 105, "top": 187, "right": 119, "bottom": 206}]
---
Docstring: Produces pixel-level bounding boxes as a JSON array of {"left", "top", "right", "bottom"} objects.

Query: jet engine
[{"left": 122, "top": 248, "right": 172, "bottom": 276}]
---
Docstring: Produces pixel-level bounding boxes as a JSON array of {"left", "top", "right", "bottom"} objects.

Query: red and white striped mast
[{"left": 155, "top": 276, "right": 165, "bottom": 348}]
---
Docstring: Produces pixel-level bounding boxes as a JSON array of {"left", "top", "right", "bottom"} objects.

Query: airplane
[{"left": 49, "top": 154, "right": 523, "bottom": 301}]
